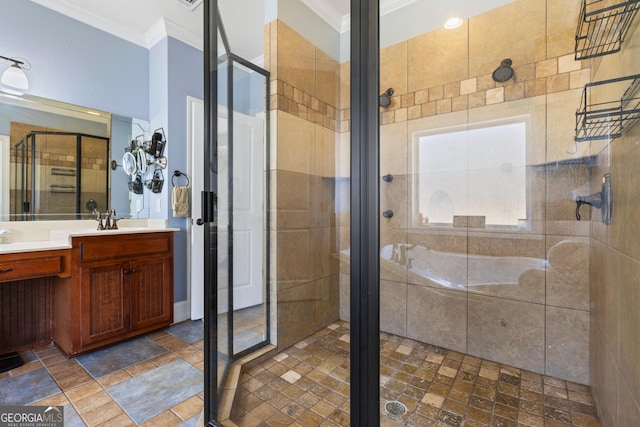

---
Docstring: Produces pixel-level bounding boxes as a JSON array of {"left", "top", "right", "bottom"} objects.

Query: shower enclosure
[
  {"left": 12, "top": 131, "right": 109, "bottom": 220},
  {"left": 203, "top": 3, "right": 271, "bottom": 423},
  {"left": 204, "top": 0, "right": 600, "bottom": 425}
]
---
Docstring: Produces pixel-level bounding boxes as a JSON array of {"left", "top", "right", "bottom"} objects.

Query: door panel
[
  {"left": 80, "top": 261, "right": 129, "bottom": 345},
  {"left": 130, "top": 256, "right": 172, "bottom": 330}
]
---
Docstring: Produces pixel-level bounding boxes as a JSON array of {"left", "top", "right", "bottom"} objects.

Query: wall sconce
[{"left": 0, "top": 55, "right": 30, "bottom": 94}]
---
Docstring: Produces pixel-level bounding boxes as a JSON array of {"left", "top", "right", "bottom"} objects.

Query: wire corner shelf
[
  {"left": 575, "top": 73, "right": 640, "bottom": 142},
  {"left": 575, "top": 0, "right": 640, "bottom": 60}
]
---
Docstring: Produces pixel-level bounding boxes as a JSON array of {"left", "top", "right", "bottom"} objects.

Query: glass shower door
[{"left": 203, "top": 2, "right": 270, "bottom": 424}]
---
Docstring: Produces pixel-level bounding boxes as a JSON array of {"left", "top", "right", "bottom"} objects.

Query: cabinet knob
[
  {"left": 123, "top": 269, "right": 130, "bottom": 274},
  {"left": 131, "top": 268, "right": 137, "bottom": 273}
]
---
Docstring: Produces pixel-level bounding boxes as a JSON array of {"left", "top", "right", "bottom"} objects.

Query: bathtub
[{"left": 342, "top": 244, "right": 548, "bottom": 290}]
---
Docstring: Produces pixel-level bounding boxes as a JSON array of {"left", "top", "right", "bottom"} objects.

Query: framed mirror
[{"left": 0, "top": 91, "right": 150, "bottom": 221}]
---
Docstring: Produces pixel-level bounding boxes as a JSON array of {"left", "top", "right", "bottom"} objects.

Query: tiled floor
[
  {"left": 231, "top": 321, "right": 601, "bottom": 427},
  {"left": 0, "top": 320, "right": 205, "bottom": 427},
  {"left": 1, "top": 318, "right": 601, "bottom": 427}
]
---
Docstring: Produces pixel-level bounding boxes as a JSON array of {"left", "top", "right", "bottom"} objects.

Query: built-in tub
[{"left": 342, "top": 244, "right": 548, "bottom": 290}]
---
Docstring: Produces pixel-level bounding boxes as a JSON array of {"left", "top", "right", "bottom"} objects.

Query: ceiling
[{"left": 29, "top": 0, "right": 513, "bottom": 60}]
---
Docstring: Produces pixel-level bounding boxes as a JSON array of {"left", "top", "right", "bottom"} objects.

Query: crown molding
[
  {"left": 31, "top": 0, "right": 203, "bottom": 50},
  {"left": 300, "top": 0, "right": 344, "bottom": 33},
  {"left": 304, "top": 0, "right": 417, "bottom": 33},
  {"left": 146, "top": 17, "right": 203, "bottom": 50},
  {"left": 30, "top": 0, "right": 148, "bottom": 47}
]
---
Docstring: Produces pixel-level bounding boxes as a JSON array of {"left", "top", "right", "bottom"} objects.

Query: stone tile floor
[
  {"left": 231, "top": 321, "right": 601, "bottom": 427},
  {"left": 0, "top": 320, "right": 205, "bottom": 427},
  {"left": 0, "top": 318, "right": 601, "bottom": 426}
]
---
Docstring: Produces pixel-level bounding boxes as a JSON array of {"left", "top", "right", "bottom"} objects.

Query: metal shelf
[
  {"left": 575, "top": 74, "right": 640, "bottom": 142},
  {"left": 575, "top": 0, "right": 640, "bottom": 60}
]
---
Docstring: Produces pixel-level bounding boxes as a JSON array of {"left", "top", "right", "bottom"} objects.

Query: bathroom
[{"left": 0, "top": 0, "right": 639, "bottom": 425}]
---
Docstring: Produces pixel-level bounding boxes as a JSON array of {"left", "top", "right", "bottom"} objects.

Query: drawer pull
[{"left": 0, "top": 268, "right": 13, "bottom": 273}]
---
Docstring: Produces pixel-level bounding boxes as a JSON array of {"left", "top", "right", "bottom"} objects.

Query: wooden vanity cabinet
[
  {"left": 54, "top": 232, "right": 173, "bottom": 356},
  {"left": 0, "top": 249, "right": 70, "bottom": 354}
]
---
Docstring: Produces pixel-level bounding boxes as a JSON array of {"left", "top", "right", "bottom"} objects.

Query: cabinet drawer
[
  {"left": 76, "top": 232, "right": 172, "bottom": 262},
  {"left": 0, "top": 255, "right": 66, "bottom": 283}
]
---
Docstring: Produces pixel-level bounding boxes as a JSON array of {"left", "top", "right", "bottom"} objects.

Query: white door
[
  {"left": 189, "top": 98, "right": 205, "bottom": 320},
  {"left": 189, "top": 98, "right": 264, "bottom": 319}
]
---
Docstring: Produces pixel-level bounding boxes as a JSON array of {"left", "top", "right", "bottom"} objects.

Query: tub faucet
[
  {"left": 398, "top": 244, "right": 416, "bottom": 266},
  {"left": 391, "top": 243, "right": 399, "bottom": 262},
  {"left": 399, "top": 245, "right": 407, "bottom": 266}
]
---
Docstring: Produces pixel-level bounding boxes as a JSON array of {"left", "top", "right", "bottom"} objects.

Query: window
[{"left": 413, "top": 120, "right": 527, "bottom": 227}]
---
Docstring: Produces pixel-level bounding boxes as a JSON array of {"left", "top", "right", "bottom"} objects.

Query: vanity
[{"left": 0, "top": 222, "right": 176, "bottom": 357}]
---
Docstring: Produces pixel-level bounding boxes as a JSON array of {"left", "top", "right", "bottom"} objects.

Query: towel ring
[{"left": 172, "top": 170, "right": 190, "bottom": 187}]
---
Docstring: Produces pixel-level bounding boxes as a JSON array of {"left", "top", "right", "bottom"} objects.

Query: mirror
[{"left": 0, "top": 91, "right": 150, "bottom": 221}]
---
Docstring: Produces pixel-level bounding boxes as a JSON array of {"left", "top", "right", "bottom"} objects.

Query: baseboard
[{"left": 173, "top": 300, "right": 190, "bottom": 323}]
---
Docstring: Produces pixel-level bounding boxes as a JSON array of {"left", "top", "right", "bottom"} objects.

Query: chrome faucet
[
  {"left": 397, "top": 243, "right": 416, "bottom": 266},
  {"left": 399, "top": 245, "right": 407, "bottom": 266},
  {"left": 391, "top": 243, "right": 399, "bottom": 262}
]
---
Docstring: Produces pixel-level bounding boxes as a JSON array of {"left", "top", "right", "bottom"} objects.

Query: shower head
[
  {"left": 492, "top": 58, "right": 514, "bottom": 82},
  {"left": 379, "top": 88, "right": 394, "bottom": 107}
]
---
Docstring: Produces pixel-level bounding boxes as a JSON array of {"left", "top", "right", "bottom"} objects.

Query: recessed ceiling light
[{"left": 444, "top": 17, "right": 463, "bottom": 30}]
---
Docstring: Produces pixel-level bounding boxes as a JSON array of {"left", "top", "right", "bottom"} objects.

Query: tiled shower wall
[
  {"left": 588, "top": 14, "right": 640, "bottom": 427},
  {"left": 264, "top": 20, "right": 341, "bottom": 350},
  {"left": 265, "top": 0, "right": 636, "bottom": 397},
  {"left": 337, "top": 0, "right": 592, "bottom": 385}
]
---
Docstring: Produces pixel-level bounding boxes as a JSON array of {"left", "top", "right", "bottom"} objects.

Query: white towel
[{"left": 172, "top": 186, "right": 189, "bottom": 217}]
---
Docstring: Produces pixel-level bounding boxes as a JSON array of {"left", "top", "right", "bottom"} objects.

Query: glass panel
[
  {"left": 378, "top": 0, "right": 603, "bottom": 424},
  {"left": 218, "top": 0, "right": 351, "bottom": 423},
  {"left": 79, "top": 135, "right": 109, "bottom": 219},
  {"left": 205, "top": 4, "right": 271, "bottom": 424},
  {"left": 229, "top": 60, "right": 268, "bottom": 355},
  {"left": 10, "top": 131, "right": 108, "bottom": 220},
  {"left": 216, "top": 50, "right": 231, "bottom": 376}
]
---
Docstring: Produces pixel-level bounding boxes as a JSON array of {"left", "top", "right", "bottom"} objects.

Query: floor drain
[{"left": 384, "top": 401, "right": 407, "bottom": 417}]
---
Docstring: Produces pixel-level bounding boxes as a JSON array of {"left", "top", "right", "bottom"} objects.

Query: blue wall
[
  {"left": 1, "top": 0, "right": 149, "bottom": 120},
  {"left": 1, "top": 0, "right": 205, "bottom": 305},
  {"left": 166, "top": 37, "right": 204, "bottom": 303}
]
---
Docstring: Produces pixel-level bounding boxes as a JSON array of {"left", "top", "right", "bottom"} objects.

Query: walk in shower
[
  {"left": 12, "top": 130, "right": 109, "bottom": 220},
  {"left": 203, "top": 0, "right": 638, "bottom": 425}
]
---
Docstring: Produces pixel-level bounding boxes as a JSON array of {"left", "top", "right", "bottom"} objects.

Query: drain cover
[{"left": 384, "top": 401, "right": 407, "bottom": 417}]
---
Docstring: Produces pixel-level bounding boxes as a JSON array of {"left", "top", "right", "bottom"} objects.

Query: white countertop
[
  {"left": 0, "top": 239, "right": 72, "bottom": 254},
  {"left": 0, "top": 220, "right": 179, "bottom": 255}
]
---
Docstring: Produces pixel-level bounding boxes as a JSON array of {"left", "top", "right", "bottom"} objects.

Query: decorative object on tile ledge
[
  {"left": 574, "top": 0, "right": 640, "bottom": 60},
  {"left": 574, "top": 74, "right": 640, "bottom": 142}
]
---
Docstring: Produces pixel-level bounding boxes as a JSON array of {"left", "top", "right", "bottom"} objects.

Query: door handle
[{"left": 196, "top": 218, "right": 204, "bottom": 226}]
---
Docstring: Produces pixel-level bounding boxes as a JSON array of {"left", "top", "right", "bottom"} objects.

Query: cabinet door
[
  {"left": 80, "top": 261, "right": 130, "bottom": 345},
  {"left": 130, "top": 255, "right": 173, "bottom": 331}
]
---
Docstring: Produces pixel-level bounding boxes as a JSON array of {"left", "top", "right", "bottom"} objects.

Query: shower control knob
[{"left": 383, "top": 210, "right": 394, "bottom": 219}]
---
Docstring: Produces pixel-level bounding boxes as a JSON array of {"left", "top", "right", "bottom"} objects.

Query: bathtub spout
[{"left": 399, "top": 245, "right": 407, "bottom": 265}]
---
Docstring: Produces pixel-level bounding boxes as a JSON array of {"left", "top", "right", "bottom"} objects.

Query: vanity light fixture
[
  {"left": 444, "top": 16, "right": 463, "bottom": 30},
  {"left": 0, "top": 55, "right": 30, "bottom": 94}
]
